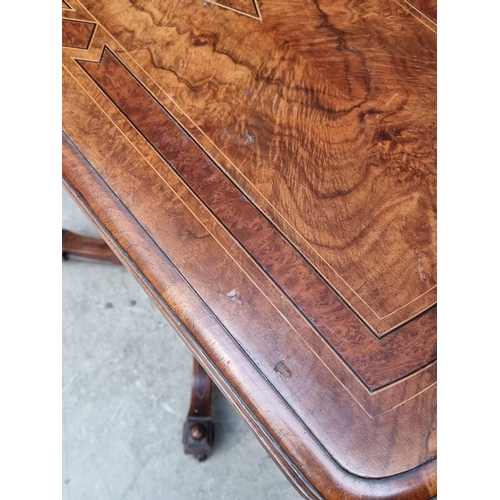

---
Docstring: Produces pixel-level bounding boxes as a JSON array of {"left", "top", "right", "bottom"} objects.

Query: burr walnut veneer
[{"left": 62, "top": 0, "right": 437, "bottom": 497}]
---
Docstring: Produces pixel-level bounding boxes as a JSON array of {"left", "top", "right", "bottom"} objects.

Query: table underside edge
[{"left": 62, "top": 133, "right": 437, "bottom": 499}]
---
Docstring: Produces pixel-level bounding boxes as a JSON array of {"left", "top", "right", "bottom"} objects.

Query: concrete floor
[{"left": 62, "top": 188, "right": 303, "bottom": 500}]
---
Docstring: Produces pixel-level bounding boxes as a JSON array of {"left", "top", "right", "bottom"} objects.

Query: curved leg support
[
  {"left": 62, "top": 229, "right": 122, "bottom": 265},
  {"left": 182, "top": 358, "right": 214, "bottom": 461}
]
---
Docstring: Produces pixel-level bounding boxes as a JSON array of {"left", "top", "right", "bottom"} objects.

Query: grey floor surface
[{"left": 62, "top": 188, "right": 303, "bottom": 500}]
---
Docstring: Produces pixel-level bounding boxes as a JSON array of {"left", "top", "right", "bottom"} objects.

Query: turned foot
[{"left": 182, "top": 358, "right": 214, "bottom": 461}]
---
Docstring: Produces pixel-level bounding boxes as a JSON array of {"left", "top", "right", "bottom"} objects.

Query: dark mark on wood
[{"left": 274, "top": 360, "right": 291, "bottom": 379}]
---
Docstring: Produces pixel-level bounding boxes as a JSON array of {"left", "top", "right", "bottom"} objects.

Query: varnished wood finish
[
  {"left": 62, "top": 19, "right": 96, "bottom": 49},
  {"left": 406, "top": 0, "right": 437, "bottom": 22},
  {"left": 62, "top": 0, "right": 436, "bottom": 498},
  {"left": 62, "top": 229, "right": 122, "bottom": 264},
  {"left": 183, "top": 358, "right": 214, "bottom": 461}
]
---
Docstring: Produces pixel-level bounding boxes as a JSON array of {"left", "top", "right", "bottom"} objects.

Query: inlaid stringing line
[
  {"left": 62, "top": 18, "right": 97, "bottom": 51},
  {"left": 63, "top": 61, "right": 382, "bottom": 413},
  {"left": 377, "top": 380, "right": 436, "bottom": 416},
  {"left": 65, "top": 58, "right": 435, "bottom": 409},
  {"left": 253, "top": 0, "right": 262, "bottom": 19},
  {"left": 392, "top": 0, "right": 437, "bottom": 33},
  {"left": 71, "top": 0, "right": 437, "bottom": 326},
  {"left": 205, "top": 0, "right": 262, "bottom": 21}
]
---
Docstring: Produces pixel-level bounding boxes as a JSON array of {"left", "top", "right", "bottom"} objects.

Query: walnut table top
[{"left": 62, "top": 0, "right": 437, "bottom": 498}]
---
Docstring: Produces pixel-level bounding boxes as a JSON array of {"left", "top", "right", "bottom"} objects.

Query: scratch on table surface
[
  {"left": 386, "top": 93, "right": 398, "bottom": 105},
  {"left": 403, "top": 193, "right": 419, "bottom": 219},
  {"left": 226, "top": 288, "right": 242, "bottom": 305},
  {"left": 418, "top": 255, "right": 429, "bottom": 281}
]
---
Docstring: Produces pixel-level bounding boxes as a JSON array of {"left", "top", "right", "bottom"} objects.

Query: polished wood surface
[
  {"left": 62, "top": 229, "right": 122, "bottom": 264},
  {"left": 183, "top": 358, "right": 214, "bottom": 462},
  {"left": 62, "top": 0, "right": 436, "bottom": 497},
  {"left": 408, "top": 0, "right": 436, "bottom": 21}
]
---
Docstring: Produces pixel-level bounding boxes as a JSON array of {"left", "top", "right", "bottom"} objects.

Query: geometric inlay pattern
[
  {"left": 206, "top": 0, "right": 261, "bottom": 20},
  {"left": 76, "top": 47, "right": 436, "bottom": 391},
  {"left": 62, "top": 19, "right": 96, "bottom": 50}
]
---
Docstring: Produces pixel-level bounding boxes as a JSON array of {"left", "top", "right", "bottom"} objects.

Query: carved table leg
[
  {"left": 62, "top": 229, "right": 122, "bottom": 265},
  {"left": 64, "top": 228, "right": 215, "bottom": 458},
  {"left": 183, "top": 358, "right": 214, "bottom": 461}
]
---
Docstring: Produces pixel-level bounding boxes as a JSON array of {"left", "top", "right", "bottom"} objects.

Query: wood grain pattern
[
  {"left": 62, "top": 0, "right": 436, "bottom": 497},
  {"left": 62, "top": 19, "right": 95, "bottom": 49},
  {"left": 183, "top": 358, "right": 214, "bottom": 461},
  {"left": 78, "top": 0, "right": 436, "bottom": 335},
  {"left": 405, "top": 0, "right": 437, "bottom": 21},
  {"left": 74, "top": 46, "right": 435, "bottom": 390},
  {"left": 208, "top": 0, "right": 261, "bottom": 20},
  {"left": 62, "top": 229, "right": 122, "bottom": 264},
  {"left": 63, "top": 133, "right": 436, "bottom": 494}
]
